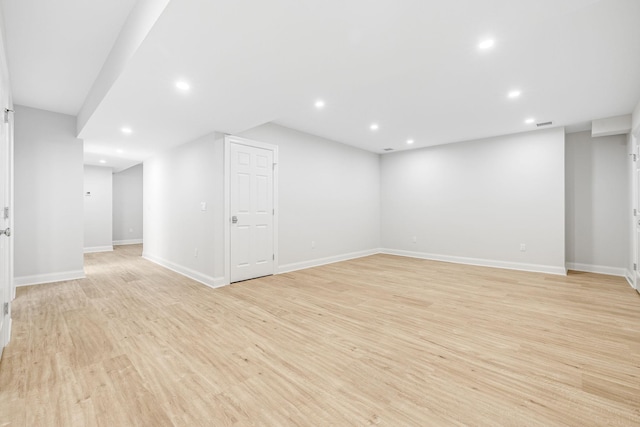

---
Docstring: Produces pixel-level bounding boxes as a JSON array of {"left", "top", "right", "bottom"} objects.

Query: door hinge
[
  {"left": 3, "top": 207, "right": 8, "bottom": 220},
  {"left": 272, "top": 254, "right": 275, "bottom": 261},
  {"left": 3, "top": 302, "right": 8, "bottom": 316},
  {"left": 635, "top": 209, "right": 638, "bottom": 217},
  {"left": 3, "top": 108, "right": 13, "bottom": 124},
  {"left": 634, "top": 263, "right": 637, "bottom": 271}
]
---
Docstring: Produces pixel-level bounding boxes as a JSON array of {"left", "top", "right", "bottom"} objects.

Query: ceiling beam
[{"left": 77, "top": 0, "right": 170, "bottom": 137}]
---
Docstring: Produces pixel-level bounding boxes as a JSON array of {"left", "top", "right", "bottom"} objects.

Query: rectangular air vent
[
  {"left": 536, "top": 121, "right": 553, "bottom": 127},
  {"left": 383, "top": 148, "right": 394, "bottom": 151}
]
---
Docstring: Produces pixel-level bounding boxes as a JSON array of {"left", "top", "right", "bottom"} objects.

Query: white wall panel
[
  {"left": 113, "top": 163, "right": 143, "bottom": 244},
  {"left": 380, "top": 127, "right": 566, "bottom": 274},
  {"left": 14, "top": 105, "right": 84, "bottom": 284}
]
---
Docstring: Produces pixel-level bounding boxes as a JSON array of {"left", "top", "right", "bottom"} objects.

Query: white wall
[
  {"left": 238, "top": 123, "right": 381, "bottom": 270},
  {"left": 83, "top": 165, "right": 113, "bottom": 252},
  {"left": 566, "top": 131, "right": 628, "bottom": 275},
  {"left": 143, "top": 123, "right": 381, "bottom": 287},
  {"left": 113, "top": 163, "right": 143, "bottom": 245},
  {"left": 14, "top": 105, "right": 84, "bottom": 285},
  {"left": 380, "top": 127, "right": 566, "bottom": 274},
  {"left": 144, "top": 132, "right": 224, "bottom": 286},
  {"left": 633, "top": 99, "right": 640, "bottom": 133}
]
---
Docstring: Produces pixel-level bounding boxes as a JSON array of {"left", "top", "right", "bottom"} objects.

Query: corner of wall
[{"left": 142, "top": 252, "right": 226, "bottom": 289}]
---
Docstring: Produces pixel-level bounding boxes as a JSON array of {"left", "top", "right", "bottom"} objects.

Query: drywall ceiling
[
  {"left": 1, "top": 0, "right": 137, "bottom": 116},
  {"left": 2, "top": 0, "right": 640, "bottom": 172}
]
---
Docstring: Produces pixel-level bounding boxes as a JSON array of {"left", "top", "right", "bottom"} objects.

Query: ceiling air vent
[
  {"left": 383, "top": 148, "right": 394, "bottom": 152},
  {"left": 536, "top": 121, "right": 553, "bottom": 127}
]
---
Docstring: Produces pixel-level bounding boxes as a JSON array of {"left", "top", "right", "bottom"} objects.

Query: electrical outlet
[
  {"left": 311, "top": 240, "right": 316, "bottom": 249},
  {"left": 412, "top": 236, "right": 417, "bottom": 243},
  {"left": 194, "top": 248, "right": 198, "bottom": 258},
  {"left": 520, "top": 243, "right": 526, "bottom": 252}
]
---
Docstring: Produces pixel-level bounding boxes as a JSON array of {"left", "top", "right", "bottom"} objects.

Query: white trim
[
  {"left": 84, "top": 245, "right": 113, "bottom": 253},
  {"left": 4, "top": 318, "right": 10, "bottom": 348},
  {"left": 113, "top": 239, "right": 143, "bottom": 246},
  {"left": 142, "top": 252, "right": 226, "bottom": 289},
  {"left": 566, "top": 262, "right": 627, "bottom": 277},
  {"left": 224, "top": 135, "right": 279, "bottom": 285},
  {"left": 382, "top": 248, "right": 567, "bottom": 276},
  {"left": 223, "top": 137, "right": 230, "bottom": 285},
  {"left": 0, "top": 318, "right": 10, "bottom": 355},
  {"left": 15, "top": 270, "right": 86, "bottom": 287},
  {"left": 277, "top": 249, "right": 380, "bottom": 274},
  {"left": 625, "top": 269, "right": 635, "bottom": 289}
]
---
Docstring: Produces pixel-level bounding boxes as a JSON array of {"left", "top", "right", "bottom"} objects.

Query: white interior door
[
  {"left": 229, "top": 141, "right": 275, "bottom": 282},
  {"left": 0, "top": 107, "right": 11, "bottom": 355}
]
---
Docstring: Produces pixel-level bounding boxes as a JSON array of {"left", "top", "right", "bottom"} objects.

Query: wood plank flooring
[{"left": 1, "top": 245, "right": 639, "bottom": 426}]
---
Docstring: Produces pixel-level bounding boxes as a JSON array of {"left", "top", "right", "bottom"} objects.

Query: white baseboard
[
  {"left": 142, "top": 252, "right": 225, "bottom": 289},
  {"left": 84, "top": 246, "right": 113, "bottom": 254},
  {"left": 381, "top": 248, "right": 567, "bottom": 276},
  {"left": 625, "top": 269, "right": 635, "bottom": 289},
  {"left": 113, "top": 239, "right": 143, "bottom": 246},
  {"left": 277, "top": 249, "right": 380, "bottom": 274},
  {"left": 15, "top": 270, "right": 86, "bottom": 287},
  {"left": 566, "top": 262, "right": 627, "bottom": 277}
]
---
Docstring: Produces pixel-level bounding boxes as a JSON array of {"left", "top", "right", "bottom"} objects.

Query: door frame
[
  {"left": 1, "top": 105, "right": 13, "bottom": 353},
  {"left": 632, "top": 126, "right": 640, "bottom": 291},
  {"left": 223, "top": 135, "right": 279, "bottom": 285}
]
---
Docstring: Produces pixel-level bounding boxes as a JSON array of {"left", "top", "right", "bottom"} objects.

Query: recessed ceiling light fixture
[
  {"left": 370, "top": 123, "right": 379, "bottom": 131},
  {"left": 99, "top": 159, "right": 107, "bottom": 164},
  {"left": 407, "top": 139, "right": 414, "bottom": 145},
  {"left": 121, "top": 127, "right": 132, "bottom": 134},
  {"left": 176, "top": 80, "right": 190, "bottom": 91},
  {"left": 525, "top": 118, "right": 535, "bottom": 124},
  {"left": 315, "top": 100, "right": 325, "bottom": 109},
  {"left": 508, "top": 90, "right": 521, "bottom": 99},
  {"left": 478, "top": 39, "right": 495, "bottom": 50},
  {"left": 116, "top": 149, "right": 124, "bottom": 154}
]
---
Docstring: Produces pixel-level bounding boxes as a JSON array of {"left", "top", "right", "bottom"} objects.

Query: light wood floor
[{"left": 1, "top": 245, "right": 639, "bottom": 426}]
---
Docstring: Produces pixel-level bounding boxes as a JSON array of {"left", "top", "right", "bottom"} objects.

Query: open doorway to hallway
[{"left": 83, "top": 163, "right": 143, "bottom": 263}]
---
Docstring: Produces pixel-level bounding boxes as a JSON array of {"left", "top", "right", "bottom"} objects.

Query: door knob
[
  {"left": 0, "top": 228, "right": 10, "bottom": 237},
  {"left": 232, "top": 216, "right": 238, "bottom": 224}
]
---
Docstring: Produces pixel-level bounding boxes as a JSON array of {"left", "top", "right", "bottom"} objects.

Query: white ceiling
[
  {"left": 2, "top": 0, "right": 640, "bottom": 172},
  {"left": 1, "top": 0, "right": 137, "bottom": 115}
]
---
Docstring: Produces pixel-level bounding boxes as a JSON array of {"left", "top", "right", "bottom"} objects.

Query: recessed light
[
  {"left": 121, "top": 127, "right": 132, "bottom": 134},
  {"left": 508, "top": 90, "right": 521, "bottom": 99},
  {"left": 525, "top": 118, "right": 535, "bottom": 124},
  {"left": 315, "top": 100, "right": 325, "bottom": 109},
  {"left": 176, "top": 80, "right": 190, "bottom": 91},
  {"left": 116, "top": 149, "right": 124, "bottom": 154},
  {"left": 370, "top": 123, "right": 379, "bottom": 131},
  {"left": 478, "top": 39, "right": 495, "bottom": 50},
  {"left": 99, "top": 160, "right": 107, "bottom": 164},
  {"left": 407, "top": 139, "right": 414, "bottom": 145}
]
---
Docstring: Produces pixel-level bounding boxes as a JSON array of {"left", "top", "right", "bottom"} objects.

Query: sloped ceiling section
[{"left": 3, "top": 0, "right": 640, "bottom": 172}]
